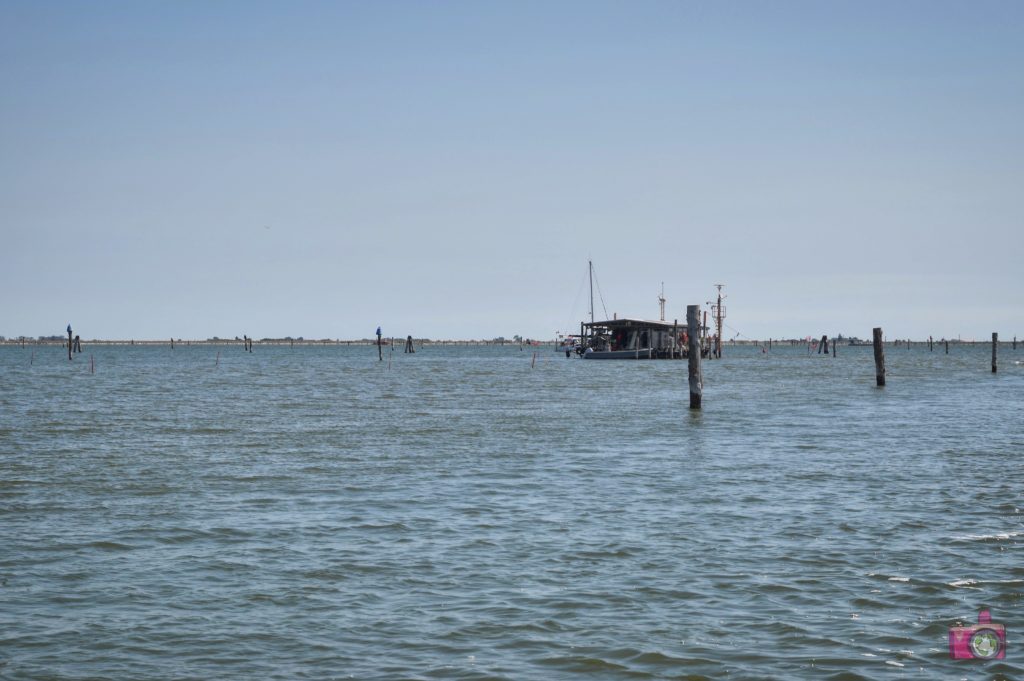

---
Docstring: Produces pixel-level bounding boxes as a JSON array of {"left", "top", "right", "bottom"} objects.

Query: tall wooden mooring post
[
  {"left": 687, "top": 305, "right": 702, "bottom": 409},
  {"left": 873, "top": 327, "right": 886, "bottom": 387},
  {"left": 992, "top": 332, "right": 998, "bottom": 373}
]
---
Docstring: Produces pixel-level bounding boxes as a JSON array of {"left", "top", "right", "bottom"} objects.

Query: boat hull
[{"left": 583, "top": 348, "right": 654, "bottom": 360}]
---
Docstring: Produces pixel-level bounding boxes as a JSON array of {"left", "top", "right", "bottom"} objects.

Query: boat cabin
[{"left": 580, "top": 318, "right": 707, "bottom": 360}]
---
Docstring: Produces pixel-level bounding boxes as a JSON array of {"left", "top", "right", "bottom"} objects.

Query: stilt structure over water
[
  {"left": 575, "top": 261, "right": 710, "bottom": 360},
  {"left": 581, "top": 317, "right": 696, "bottom": 359}
]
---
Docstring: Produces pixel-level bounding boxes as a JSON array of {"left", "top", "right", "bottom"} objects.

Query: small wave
[
  {"left": 87, "top": 540, "right": 134, "bottom": 551},
  {"left": 866, "top": 572, "right": 911, "bottom": 583},
  {"left": 948, "top": 578, "right": 1024, "bottom": 588},
  {"left": 951, "top": 530, "right": 1023, "bottom": 542},
  {"left": 536, "top": 654, "right": 630, "bottom": 673}
]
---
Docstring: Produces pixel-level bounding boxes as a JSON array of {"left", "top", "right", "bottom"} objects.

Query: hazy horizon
[{"left": 3, "top": 2, "right": 1021, "bottom": 341}]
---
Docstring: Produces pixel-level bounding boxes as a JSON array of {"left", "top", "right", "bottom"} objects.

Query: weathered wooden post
[
  {"left": 1014, "top": 336, "right": 1017, "bottom": 350},
  {"left": 873, "top": 327, "right": 885, "bottom": 387},
  {"left": 687, "top": 305, "right": 702, "bottom": 409},
  {"left": 376, "top": 326, "right": 382, "bottom": 361},
  {"left": 832, "top": 337, "right": 837, "bottom": 357},
  {"left": 67, "top": 324, "right": 73, "bottom": 361},
  {"left": 171, "top": 338, "right": 174, "bottom": 350},
  {"left": 945, "top": 339, "right": 949, "bottom": 354},
  {"left": 992, "top": 332, "right": 998, "bottom": 373},
  {"left": 929, "top": 336, "right": 934, "bottom": 352}
]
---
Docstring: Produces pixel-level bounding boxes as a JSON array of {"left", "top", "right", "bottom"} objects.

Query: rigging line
[
  {"left": 723, "top": 322, "right": 750, "bottom": 340},
  {"left": 591, "top": 262, "right": 610, "bottom": 320},
  {"left": 564, "top": 265, "right": 589, "bottom": 334}
]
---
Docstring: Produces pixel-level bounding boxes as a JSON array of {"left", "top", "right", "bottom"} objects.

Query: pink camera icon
[{"left": 949, "top": 609, "right": 1006, "bottom": 660}]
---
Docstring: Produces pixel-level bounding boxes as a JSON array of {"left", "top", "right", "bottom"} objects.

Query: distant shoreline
[
  {"left": 0, "top": 338, "right": 1008, "bottom": 347},
  {"left": 1, "top": 338, "right": 546, "bottom": 347}
]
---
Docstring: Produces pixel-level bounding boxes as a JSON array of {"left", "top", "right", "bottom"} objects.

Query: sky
[{"left": 1, "top": 1, "right": 1021, "bottom": 341}]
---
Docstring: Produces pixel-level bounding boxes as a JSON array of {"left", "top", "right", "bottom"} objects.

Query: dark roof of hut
[{"left": 583, "top": 318, "right": 682, "bottom": 330}]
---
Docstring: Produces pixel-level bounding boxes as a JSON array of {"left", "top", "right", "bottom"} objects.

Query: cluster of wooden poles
[
  {"left": 872, "top": 328, "right": 1002, "bottom": 386},
  {"left": 685, "top": 308, "right": 1008, "bottom": 410}
]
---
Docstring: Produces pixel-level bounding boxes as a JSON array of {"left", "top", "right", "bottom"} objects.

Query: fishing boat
[{"left": 554, "top": 334, "right": 582, "bottom": 355}]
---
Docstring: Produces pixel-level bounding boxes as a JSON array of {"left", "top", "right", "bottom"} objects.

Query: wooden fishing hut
[{"left": 579, "top": 317, "right": 707, "bottom": 359}]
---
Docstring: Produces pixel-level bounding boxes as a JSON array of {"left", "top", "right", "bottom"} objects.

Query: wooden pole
[
  {"left": 945, "top": 339, "right": 949, "bottom": 354},
  {"left": 873, "top": 327, "right": 885, "bottom": 387},
  {"left": 992, "top": 332, "right": 998, "bottom": 373},
  {"left": 832, "top": 337, "right": 837, "bottom": 357},
  {"left": 687, "top": 305, "right": 702, "bottom": 409},
  {"left": 929, "top": 336, "right": 933, "bottom": 352}
]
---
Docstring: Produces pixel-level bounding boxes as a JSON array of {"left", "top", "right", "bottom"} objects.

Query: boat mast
[{"left": 589, "top": 260, "right": 594, "bottom": 325}]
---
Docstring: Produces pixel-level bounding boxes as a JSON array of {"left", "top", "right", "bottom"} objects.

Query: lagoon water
[{"left": 1, "top": 342, "right": 1022, "bottom": 680}]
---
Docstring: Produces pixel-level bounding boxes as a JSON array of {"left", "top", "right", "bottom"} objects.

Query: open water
[{"left": 1, "top": 342, "right": 1022, "bottom": 680}]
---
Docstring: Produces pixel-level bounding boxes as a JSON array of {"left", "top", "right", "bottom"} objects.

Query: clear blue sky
[{"left": 2, "top": 1, "right": 1021, "bottom": 340}]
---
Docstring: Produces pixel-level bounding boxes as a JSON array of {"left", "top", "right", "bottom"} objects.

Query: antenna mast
[
  {"left": 658, "top": 282, "right": 666, "bottom": 321},
  {"left": 711, "top": 284, "right": 726, "bottom": 358}
]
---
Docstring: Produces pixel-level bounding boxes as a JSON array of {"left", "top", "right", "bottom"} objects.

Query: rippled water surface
[{"left": 2, "top": 342, "right": 1022, "bottom": 679}]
